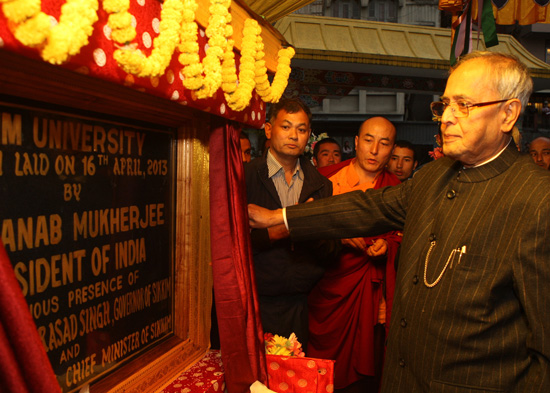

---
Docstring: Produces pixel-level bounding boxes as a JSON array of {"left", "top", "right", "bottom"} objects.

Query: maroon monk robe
[{"left": 309, "top": 161, "right": 401, "bottom": 389}]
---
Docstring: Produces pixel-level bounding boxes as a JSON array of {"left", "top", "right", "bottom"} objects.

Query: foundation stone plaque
[{"left": 0, "top": 103, "right": 175, "bottom": 391}]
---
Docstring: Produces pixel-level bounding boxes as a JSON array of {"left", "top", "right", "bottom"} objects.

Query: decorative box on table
[{"left": 266, "top": 355, "right": 334, "bottom": 393}]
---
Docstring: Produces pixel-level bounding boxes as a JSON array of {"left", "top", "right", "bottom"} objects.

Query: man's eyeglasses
[{"left": 430, "top": 98, "right": 512, "bottom": 119}]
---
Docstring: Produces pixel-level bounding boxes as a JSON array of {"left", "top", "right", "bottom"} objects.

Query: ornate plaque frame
[{"left": 0, "top": 50, "right": 213, "bottom": 392}]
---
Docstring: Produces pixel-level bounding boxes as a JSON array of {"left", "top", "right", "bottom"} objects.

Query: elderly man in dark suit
[{"left": 249, "top": 51, "right": 550, "bottom": 392}]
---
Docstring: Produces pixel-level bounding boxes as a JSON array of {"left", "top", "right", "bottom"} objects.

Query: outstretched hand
[
  {"left": 248, "top": 198, "right": 313, "bottom": 229},
  {"left": 248, "top": 204, "right": 284, "bottom": 228}
]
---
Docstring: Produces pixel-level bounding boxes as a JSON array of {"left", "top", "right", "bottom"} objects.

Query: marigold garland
[
  {"left": 107, "top": 0, "right": 184, "bottom": 77},
  {"left": 178, "top": 0, "right": 233, "bottom": 98},
  {"left": 223, "top": 19, "right": 259, "bottom": 111},
  {"left": 103, "top": 0, "right": 136, "bottom": 44},
  {"left": 1, "top": 0, "right": 98, "bottom": 64},
  {"left": 178, "top": 0, "right": 201, "bottom": 90},
  {"left": 221, "top": 17, "right": 295, "bottom": 110},
  {"left": 2, "top": 0, "right": 295, "bottom": 111},
  {"left": 255, "top": 45, "right": 295, "bottom": 103},
  {"left": 221, "top": 38, "right": 237, "bottom": 94}
]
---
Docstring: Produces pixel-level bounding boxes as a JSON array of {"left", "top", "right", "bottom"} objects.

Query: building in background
[{"left": 285, "top": 0, "right": 550, "bottom": 160}]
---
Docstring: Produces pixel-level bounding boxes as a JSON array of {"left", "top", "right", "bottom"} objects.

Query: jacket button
[
  {"left": 429, "top": 234, "right": 436, "bottom": 242},
  {"left": 413, "top": 275, "right": 419, "bottom": 284},
  {"left": 400, "top": 318, "right": 407, "bottom": 327},
  {"left": 446, "top": 189, "right": 456, "bottom": 199},
  {"left": 399, "top": 358, "right": 405, "bottom": 367}
]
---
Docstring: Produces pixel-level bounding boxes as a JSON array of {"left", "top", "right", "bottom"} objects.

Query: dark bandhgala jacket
[
  {"left": 245, "top": 154, "right": 338, "bottom": 347},
  {"left": 286, "top": 144, "right": 550, "bottom": 392}
]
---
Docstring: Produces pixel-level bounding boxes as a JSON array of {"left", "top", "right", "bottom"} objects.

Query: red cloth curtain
[
  {"left": 0, "top": 239, "right": 61, "bottom": 393},
  {"left": 209, "top": 120, "right": 267, "bottom": 393}
]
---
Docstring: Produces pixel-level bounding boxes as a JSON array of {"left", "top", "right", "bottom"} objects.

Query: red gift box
[{"left": 266, "top": 355, "right": 334, "bottom": 393}]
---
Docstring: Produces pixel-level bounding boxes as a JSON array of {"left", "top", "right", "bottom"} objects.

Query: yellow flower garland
[
  {"left": 103, "top": 0, "right": 136, "bottom": 44},
  {"left": 178, "top": 0, "right": 202, "bottom": 90},
  {"left": 221, "top": 38, "right": 237, "bottom": 95},
  {"left": 221, "top": 18, "right": 294, "bottom": 109},
  {"left": 255, "top": 45, "right": 295, "bottom": 103},
  {"left": 2, "top": 0, "right": 295, "bottom": 110},
  {"left": 1, "top": 0, "right": 98, "bottom": 64},
  {"left": 223, "top": 19, "right": 259, "bottom": 111},
  {"left": 107, "top": 0, "right": 184, "bottom": 77},
  {"left": 180, "top": 0, "right": 231, "bottom": 99}
]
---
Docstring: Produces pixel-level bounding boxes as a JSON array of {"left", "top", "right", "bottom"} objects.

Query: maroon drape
[
  {"left": 0, "top": 239, "right": 61, "bottom": 393},
  {"left": 209, "top": 120, "right": 267, "bottom": 393}
]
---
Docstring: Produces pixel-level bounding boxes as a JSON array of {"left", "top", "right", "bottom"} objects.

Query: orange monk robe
[{"left": 308, "top": 159, "right": 402, "bottom": 389}]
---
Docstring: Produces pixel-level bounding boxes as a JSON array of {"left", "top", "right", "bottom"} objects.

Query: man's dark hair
[
  {"left": 266, "top": 98, "right": 312, "bottom": 125},
  {"left": 313, "top": 138, "right": 341, "bottom": 160},
  {"left": 240, "top": 131, "right": 249, "bottom": 141},
  {"left": 394, "top": 140, "right": 417, "bottom": 162}
]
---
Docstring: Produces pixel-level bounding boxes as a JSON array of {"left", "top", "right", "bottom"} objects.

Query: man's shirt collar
[
  {"left": 465, "top": 138, "right": 512, "bottom": 169},
  {"left": 267, "top": 149, "right": 302, "bottom": 180}
]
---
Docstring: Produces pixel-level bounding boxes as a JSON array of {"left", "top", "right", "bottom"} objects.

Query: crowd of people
[
  {"left": 237, "top": 100, "right": 420, "bottom": 391},
  {"left": 234, "top": 51, "right": 550, "bottom": 393}
]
